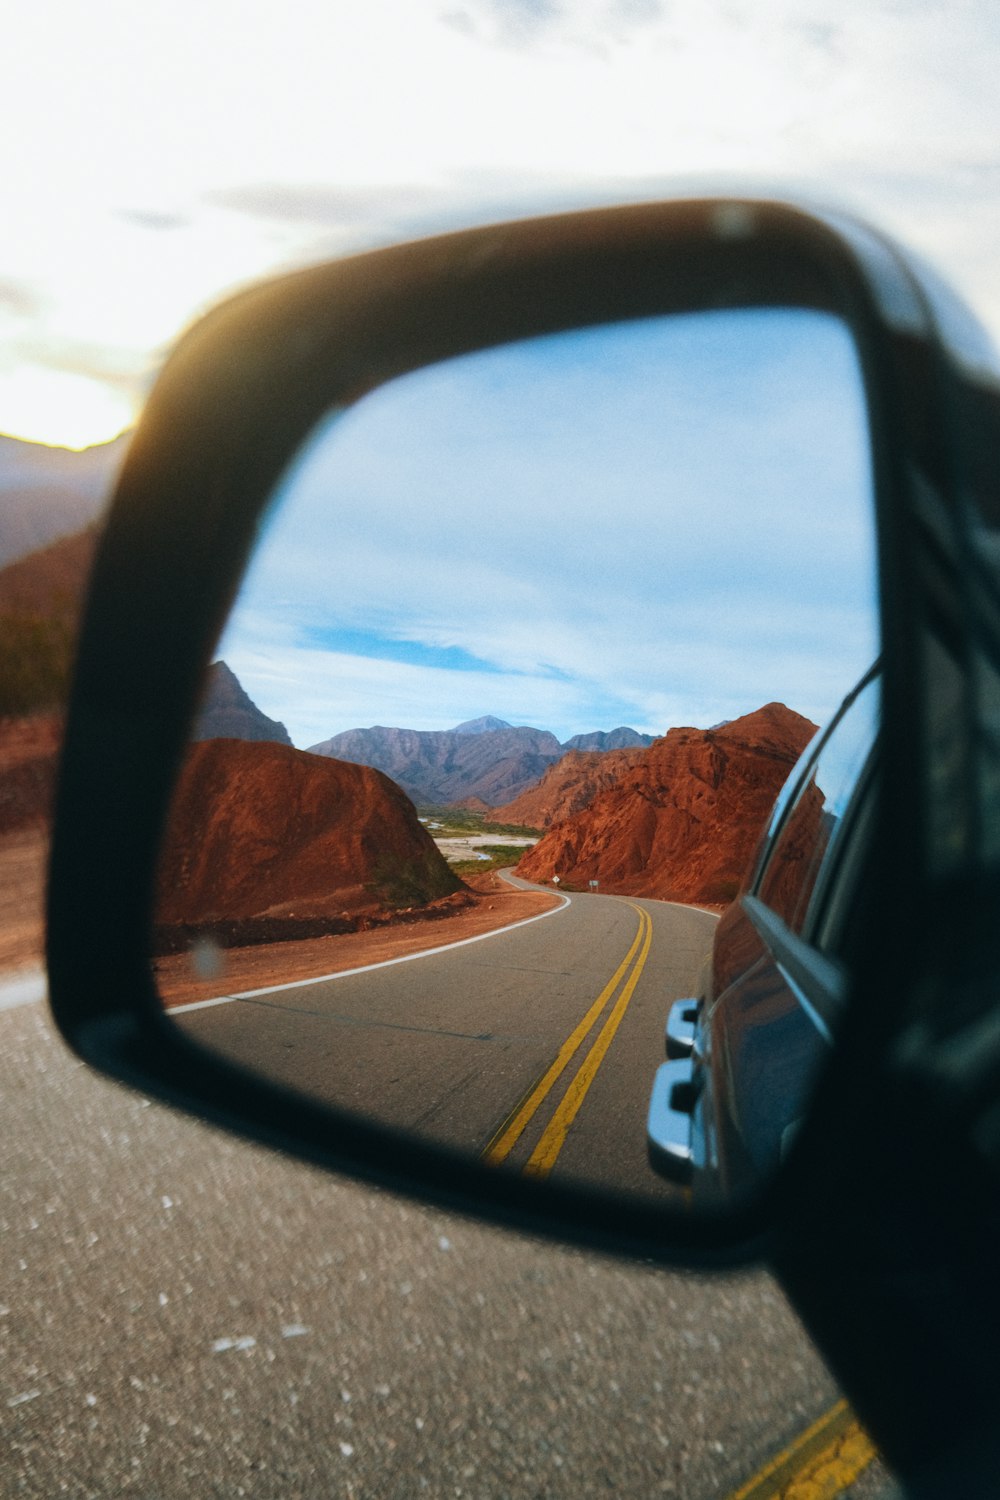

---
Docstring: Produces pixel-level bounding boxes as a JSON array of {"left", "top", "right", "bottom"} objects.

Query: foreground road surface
[
  {"left": 173, "top": 884, "right": 715, "bottom": 1202},
  {"left": 2, "top": 982, "right": 892, "bottom": 1496}
]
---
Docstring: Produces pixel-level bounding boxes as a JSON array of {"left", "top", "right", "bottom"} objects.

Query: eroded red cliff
[
  {"left": 514, "top": 703, "right": 817, "bottom": 905},
  {"left": 489, "top": 745, "right": 646, "bottom": 829},
  {"left": 156, "top": 738, "right": 461, "bottom": 928}
]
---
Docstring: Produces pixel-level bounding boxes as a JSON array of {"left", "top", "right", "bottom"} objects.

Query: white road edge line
[
  {"left": 0, "top": 969, "right": 48, "bottom": 1013},
  {"left": 170, "top": 882, "right": 572, "bottom": 1014},
  {"left": 0, "top": 889, "right": 714, "bottom": 1019}
]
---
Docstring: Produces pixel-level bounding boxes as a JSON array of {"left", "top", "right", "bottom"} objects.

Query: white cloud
[
  {"left": 221, "top": 637, "right": 621, "bottom": 747},
  {"left": 220, "top": 586, "right": 874, "bottom": 747}
]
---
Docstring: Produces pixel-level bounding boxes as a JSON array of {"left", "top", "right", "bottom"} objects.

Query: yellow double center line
[
  {"left": 725, "top": 1398, "right": 878, "bottom": 1498},
  {"left": 483, "top": 903, "right": 653, "bottom": 1178}
]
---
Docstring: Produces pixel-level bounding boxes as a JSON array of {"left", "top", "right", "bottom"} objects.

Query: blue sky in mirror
[{"left": 214, "top": 309, "right": 877, "bottom": 747}]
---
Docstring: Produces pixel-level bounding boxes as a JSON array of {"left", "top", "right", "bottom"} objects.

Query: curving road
[{"left": 172, "top": 880, "right": 718, "bottom": 1204}]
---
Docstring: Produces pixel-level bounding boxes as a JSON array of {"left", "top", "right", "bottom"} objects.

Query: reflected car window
[{"left": 755, "top": 673, "right": 880, "bottom": 938}]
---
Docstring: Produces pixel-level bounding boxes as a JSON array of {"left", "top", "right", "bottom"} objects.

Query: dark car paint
[
  {"left": 702, "top": 914, "right": 827, "bottom": 1194},
  {"left": 653, "top": 671, "right": 880, "bottom": 1203}
]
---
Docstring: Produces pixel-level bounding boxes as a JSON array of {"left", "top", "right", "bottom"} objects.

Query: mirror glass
[{"left": 153, "top": 309, "right": 877, "bottom": 1210}]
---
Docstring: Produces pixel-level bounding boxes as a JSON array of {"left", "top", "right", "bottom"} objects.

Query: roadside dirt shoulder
[
  {"left": 0, "top": 827, "right": 49, "bottom": 972},
  {"left": 155, "top": 871, "right": 562, "bottom": 1008}
]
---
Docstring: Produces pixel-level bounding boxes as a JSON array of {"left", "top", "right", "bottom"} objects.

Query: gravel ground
[{"left": 1, "top": 993, "right": 896, "bottom": 1498}]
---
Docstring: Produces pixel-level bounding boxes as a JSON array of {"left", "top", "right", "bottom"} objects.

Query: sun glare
[{"left": 0, "top": 365, "right": 137, "bottom": 451}]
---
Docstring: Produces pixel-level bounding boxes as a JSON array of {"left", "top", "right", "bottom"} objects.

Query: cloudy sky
[
  {"left": 2, "top": 0, "right": 999, "bottom": 737},
  {"left": 219, "top": 309, "right": 875, "bottom": 744}
]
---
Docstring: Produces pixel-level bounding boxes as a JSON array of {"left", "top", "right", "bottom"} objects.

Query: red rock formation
[
  {"left": 488, "top": 745, "right": 646, "bottom": 829},
  {"left": 156, "top": 738, "right": 461, "bottom": 926},
  {"left": 514, "top": 703, "right": 817, "bottom": 905}
]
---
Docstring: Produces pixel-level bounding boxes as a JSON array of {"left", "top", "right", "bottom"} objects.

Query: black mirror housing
[{"left": 45, "top": 197, "right": 1000, "bottom": 1273}]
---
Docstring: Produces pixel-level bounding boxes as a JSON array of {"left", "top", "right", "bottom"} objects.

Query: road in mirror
[{"left": 153, "top": 309, "right": 877, "bottom": 1210}]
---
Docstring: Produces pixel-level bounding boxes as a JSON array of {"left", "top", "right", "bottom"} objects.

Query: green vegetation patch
[
  {"left": 450, "top": 844, "right": 534, "bottom": 873},
  {"left": 0, "top": 613, "right": 75, "bottom": 715},
  {"left": 366, "top": 851, "right": 462, "bottom": 909},
  {"left": 417, "top": 805, "right": 542, "bottom": 840}
]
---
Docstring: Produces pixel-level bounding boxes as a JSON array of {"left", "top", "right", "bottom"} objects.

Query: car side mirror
[{"left": 46, "top": 198, "right": 1000, "bottom": 1266}]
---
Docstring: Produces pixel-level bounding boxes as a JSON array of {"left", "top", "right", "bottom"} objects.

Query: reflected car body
[{"left": 648, "top": 668, "right": 880, "bottom": 1199}]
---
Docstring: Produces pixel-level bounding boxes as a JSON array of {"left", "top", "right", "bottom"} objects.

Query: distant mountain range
[
  {"left": 183, "top": 671, "right": 656, "bottom": 811},
  {"left": 0, "top": 433, "right": 128, "bottom": 567},
  {"left": 190, "top": 681, "right": 656, "bottom": 810},
  {"left": 562, "top": 727, "right": 655, "bottom": 752},
  {"left": 308, "top": 719, "right": 656, "bottom": 808}
]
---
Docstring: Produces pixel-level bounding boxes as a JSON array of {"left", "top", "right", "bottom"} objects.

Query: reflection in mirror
[{"left": 152, "top": 310, "right": 877, "bottom": 1210}]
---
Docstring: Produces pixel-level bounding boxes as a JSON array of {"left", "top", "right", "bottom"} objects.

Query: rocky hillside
[
  {"left": 0, "top": 525, "right": 96, "bottom": 616},
  {"left": 194, "top": 661, "right": 292, "bottom": 745},
  {"left": 0, "top": 529, "right": 97, "bottom": 882},
  {"left": 309, "top": 718, "right": 654, "bottom": 807},
  {"left": 156, "top": 737, "right": 462, "bottom": 930},
  {"left": 515, "top": 703, "right": 817, "bottom": 905},
  {"left": 0, "top": 528, "right": 97, "bottom": 716},
  {"left": 452, "top": 715, "right": 515, "bottom": 735},
  {"left": 0, "top": 433, "right": 126, "bottom": 566},
  {"left": 0, "top": 535, "right": 294, "bottom": 836},
  {"left": 489, "top": 745, "right": 648, "bottom": 829}
]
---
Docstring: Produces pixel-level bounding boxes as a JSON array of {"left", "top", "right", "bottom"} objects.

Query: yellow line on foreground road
[
  {"left": 725, "top": 1398, "right": 879, "bottom": 1500},
  {"left": 524, "top": 905, "right": 653, "bottom": 1179},
  {"left": 482, "top": 905, "right": 648, "bottom": 1167}
]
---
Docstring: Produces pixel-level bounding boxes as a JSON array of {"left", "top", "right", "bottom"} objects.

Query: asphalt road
[
  {"left": 2, "top": 941, "right": 895, "bottom": 1495},
  {"left": 172, "top": 885, "right": 715, "bottom": 1205}
]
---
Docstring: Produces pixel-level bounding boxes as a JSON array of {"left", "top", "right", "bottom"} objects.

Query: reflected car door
[{"left": 698, "top": 670, "right": 880, "bottom": 1199}]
